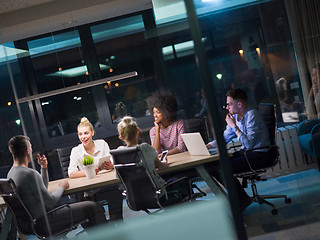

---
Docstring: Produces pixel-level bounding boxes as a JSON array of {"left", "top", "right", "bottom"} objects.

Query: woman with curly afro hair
[{"left": 146, "top": 92, "right": 186, "bottom": 157}]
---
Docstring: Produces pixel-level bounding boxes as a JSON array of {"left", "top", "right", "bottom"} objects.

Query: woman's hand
[
  {"left": 157, "top": 154, "right": 168, "bottom": 163},
  {"left": 37, "top": 154, "right": 48, "bottom": 169},
  {"left": 154, "top": 121, "right": 161, "bottom": 132},
  {"left": 100, "top": 161, "right": 114, "bottom": 170}
]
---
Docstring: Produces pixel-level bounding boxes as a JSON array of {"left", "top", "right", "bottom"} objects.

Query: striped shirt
[{"left": 149, "top": 119, "right": 187, "bottom": 154}]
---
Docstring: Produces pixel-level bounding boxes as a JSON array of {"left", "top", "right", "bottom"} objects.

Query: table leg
[{"left": 195, "top": 165, "right": 227, "bottom": 198}]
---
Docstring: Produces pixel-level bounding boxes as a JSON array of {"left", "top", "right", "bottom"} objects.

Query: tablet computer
[{"left": 98, "top": 155, "right": 111, "bottom": 169}]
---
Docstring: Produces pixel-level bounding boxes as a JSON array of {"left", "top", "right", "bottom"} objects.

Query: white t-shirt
[{"left": 68, "top": 139, "right": 111, "bottom": 176}]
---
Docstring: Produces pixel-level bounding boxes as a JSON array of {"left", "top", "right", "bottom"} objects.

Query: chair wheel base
[{"left": 271, "top": 209, "right": 278, "bottom": 215}]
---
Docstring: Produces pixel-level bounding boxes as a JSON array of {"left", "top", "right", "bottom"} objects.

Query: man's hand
[
  {"left": 37, "top": 154, "right": 48, "bottom": 169},
  {"left": 59, "top": 180, "right": 69, "bottom": 190},
  {"left": 206, "top": 143, "right": 213, "bottom": 149},
  {"left": 225, "top": 113, "right": 236, "bottom": 128}
]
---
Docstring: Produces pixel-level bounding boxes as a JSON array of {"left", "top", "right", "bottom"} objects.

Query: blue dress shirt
[{"left": 208, "top": 108, "right": 270, "bottom": 151}]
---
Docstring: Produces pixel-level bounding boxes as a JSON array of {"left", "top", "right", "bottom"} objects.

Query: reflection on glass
[
  {"left": 41, "top": 88, "right": 98, "bottom": 138},
  {"left": 27, "top": 29, "right": 87, "bottom": 94},
  {"left": 91, "top": 14, "right": 156, "bottom": 119},
  {"left": 0, "top": 43, "right": 28, "bottom": 63},
  {"left": 104, "top": 77, "right": 152, "bottom": 120},
  {"left": 0, "top": 43, "right": 29, "bottom": 164},
  {"left": 152, "top": 0, "right": 304, "bottom": 122}
]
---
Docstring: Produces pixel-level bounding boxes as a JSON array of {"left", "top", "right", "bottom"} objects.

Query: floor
[
  {"left": 244, "top": 167, "right": 320, "bottom": 239},
  {"left": 24, "top": 166, "right": 320, "bottom": 239}
]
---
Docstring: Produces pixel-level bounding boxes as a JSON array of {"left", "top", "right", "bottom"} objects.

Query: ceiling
[
  {"left": 0, "top": 0, "right": 152, "bottom": 44},
  {"left": 0, "top": 0, "right": 54, "bottom": 14}
]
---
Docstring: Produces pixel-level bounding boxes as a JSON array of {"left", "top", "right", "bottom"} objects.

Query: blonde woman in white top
[
  {"left": 69, "top": 117, "right": 113, "bottom": 177},
  {"left": 68, "top": 117, "right": 123, "bottom": 221}
]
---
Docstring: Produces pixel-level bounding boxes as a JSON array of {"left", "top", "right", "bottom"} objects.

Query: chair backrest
[
  {"left": 0, "top": 178, "right": 35, "bottom": 235},
  {"left": 57, "top": 146, "right": 75, "bottom": 178},
  {"left": 110, "top": 147, "right": 162, "bottom": 211},
  {"left": 258, "top": 103, "right": 277, "bottom": 145},
  {"left": 184, "top": 116, "right": 210, "bottom": 143},
  {"left": 298, "top": 119, "right": 320, "bottom": 136}
]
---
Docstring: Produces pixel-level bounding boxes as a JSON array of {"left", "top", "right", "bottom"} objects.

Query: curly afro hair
[{"left": 146, "top": 92, "right": 178, "bottom": 121}]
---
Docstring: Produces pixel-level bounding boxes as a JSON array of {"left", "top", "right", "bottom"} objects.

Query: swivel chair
[
  {"left": 234, "top": 103, "right": 291, "bottom": 214},
  {"left": 110, "top": 146, "right": 192, "bottom": 213},
  {"left": 185, "top": 116, "right": 210, "bottom": 143},
  {"left": 57, "top": 146, "right": 84, "bottom": 203},
  {"left": 57, "top": 146, "right": 76, "bottom": 179},
  {"left": 0, "top": 178, "right": 84, "bottom": 239}
]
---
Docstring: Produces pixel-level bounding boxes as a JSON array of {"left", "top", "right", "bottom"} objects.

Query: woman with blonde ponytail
[
  {"left": 117, "top": 116, "right": 191, "bottom": 199},
  {"left": 68, "top": 117, "right": 123, "bottom": 221},
  {"left": 117, "top": 116, "right": 168, "bottom": 191}
]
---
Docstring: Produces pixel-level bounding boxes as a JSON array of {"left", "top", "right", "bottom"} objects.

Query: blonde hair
[
  {"left": 77, "top": 117, "right": 94, "bottom": 132},
  {"left": 117, "top": 116, "right": 139, "bottom": 144}
]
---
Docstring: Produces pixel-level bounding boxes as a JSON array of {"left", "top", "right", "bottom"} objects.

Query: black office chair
[
  {"left": 185, "top": 116, "right": 210, "bottom": 143},
  {"left": 57, "top": 146, "right": 76, "bottom": 179},
  {"left": 234, "top": 103, "right": 291, "bottom": 215},
  {"left": 0, "top": 178, "right": 84, "bottom": 239},
  {"left": 57, "top": 146, "right": 84, "bottom": 203},
  {"left": 110, "top": 146, "right": 192, "bottom": 213}
]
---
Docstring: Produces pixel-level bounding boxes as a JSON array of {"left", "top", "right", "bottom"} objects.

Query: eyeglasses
[{"left": 223, "top": 101, "right": 238, "bottom": 108}]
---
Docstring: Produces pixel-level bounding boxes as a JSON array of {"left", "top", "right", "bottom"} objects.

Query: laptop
[
  {"left": 282, "top": 112, "right": 299, "bottom": 123},
  {"left": 181, "top": 132, "right": 216, "bottom": 156}
]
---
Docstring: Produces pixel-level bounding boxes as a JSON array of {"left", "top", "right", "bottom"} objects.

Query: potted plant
[{"left": 82, "top": 156, "right": 96, "bottom": 179}]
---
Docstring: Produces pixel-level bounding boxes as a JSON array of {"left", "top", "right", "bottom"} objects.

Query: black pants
[
  {"left": 231, "top": 149, "right": 277, "bottom": 174},
  {"left": 34, "top": 201, "right": 106, "bottom": 237},
  {"left": 86, "top": 186, "right": 124, "bottom": 220}
]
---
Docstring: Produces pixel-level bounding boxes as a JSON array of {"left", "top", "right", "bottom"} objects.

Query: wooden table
[
  {"left": 48, "top": 169, "right": 120, "bottom": 195},
  {"left": 48, "top": 151, "right": 225, "bottom": 197},
  {"left": 165, "top": 152, "right": 227, "bottom": 197}
]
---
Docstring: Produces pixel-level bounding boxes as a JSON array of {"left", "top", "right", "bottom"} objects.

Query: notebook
[{"left": 181, "top": 132, "right": 216, "bottom": 156}]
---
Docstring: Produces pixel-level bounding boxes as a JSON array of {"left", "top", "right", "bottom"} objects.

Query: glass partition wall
[
  {"left": 0, "top": 1, "right": 306, "bottom": 161},
  {"left": 0, "top": 0, "right": 319, "bottom": 238}
]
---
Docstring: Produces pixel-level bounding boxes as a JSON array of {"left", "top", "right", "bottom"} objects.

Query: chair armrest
[
  {"left": 243, "top": 145, "right": 279, "bottom": 172},
  {"left": 46, "top": 204, "right": 74, "bottom": 230},
  {"left": 227, "top": 144, "right": 242, "bottom": 152},
  {"left": 114, "top": 163, "right": 142, "bottom": 168}
]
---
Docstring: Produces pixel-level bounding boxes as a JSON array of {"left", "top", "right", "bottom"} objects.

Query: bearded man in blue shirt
[{"left": 207, "top": 88, "right": 272, "bottom": 211}]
